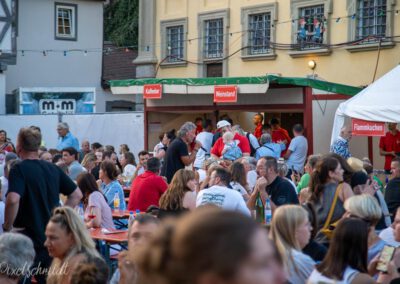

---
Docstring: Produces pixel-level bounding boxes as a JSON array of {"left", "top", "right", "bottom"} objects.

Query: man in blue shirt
[
  {"left": 56, "top": 122, "right": 79, "bottom": 151},
  {"left": 255, "top": 133, "right": 285, "bottom": 160},
  {"left": 330, "top": 126, "right": 352, "bottom": 159}
]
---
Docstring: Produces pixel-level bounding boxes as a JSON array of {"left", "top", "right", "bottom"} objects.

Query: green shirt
[{"left": 296, "top": 173, "right": 310, "bottom": 194}]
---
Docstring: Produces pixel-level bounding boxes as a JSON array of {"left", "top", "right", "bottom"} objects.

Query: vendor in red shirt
[
  {"left": 128, "top": 157, "right": 168, "bottom": 212},
  {"left": 195, "top": 117, "right": 204, "bottom": 135},
  {"left": 211, "top": 120, "right": 250, "bottom": 159},
  {"left": 270, "top": 118, "right": 291, "bottom": 157},
  {"left": 253, "top": 113, "right": 263, "bottom": 139},
  {"left": 379, "top": 122, "right": 400, "bottom": 174}
]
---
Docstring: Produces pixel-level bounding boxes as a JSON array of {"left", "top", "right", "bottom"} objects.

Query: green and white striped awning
[{"left": 110, "top": 75, "right": 362, "bottom": 96}]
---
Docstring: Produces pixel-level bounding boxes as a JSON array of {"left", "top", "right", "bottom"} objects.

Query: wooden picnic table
[
  {"left": 111, "top": 209, "right": 131, "bottom": 219},
  {"left": 90, "top": 228, "right": 128, "bottom": 243}
]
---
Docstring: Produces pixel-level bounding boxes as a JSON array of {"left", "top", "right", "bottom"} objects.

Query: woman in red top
[{"left": 0, "top": 130, "right": 15, "bottom": 153}]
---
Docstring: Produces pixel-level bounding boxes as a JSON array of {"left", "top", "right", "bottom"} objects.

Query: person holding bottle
[
  {"left": 99, "top": 161, "right": 126, "bottom": 212},
  {"left": 77, "top": 172, "right": 114, "bottom": 229}
]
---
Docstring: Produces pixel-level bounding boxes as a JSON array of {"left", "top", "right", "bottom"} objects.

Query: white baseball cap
[{"left": 217, "top": 120, "right": 231, "bottom": 129}]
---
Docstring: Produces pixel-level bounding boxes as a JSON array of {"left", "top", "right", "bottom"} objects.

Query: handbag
[{"left": 319, "top": 183, "right": 343, "bottom": 239}]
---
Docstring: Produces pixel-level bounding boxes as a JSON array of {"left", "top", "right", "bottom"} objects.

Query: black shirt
[
  {"left": 8, "top": 160, "right": 77, "bottom": 249},
  {"left": 302, "top": 240, "right": 328, "bottom": 262},
  {"left": 384, "top": 177, "right": 400, "bottom": 222},
  {"left": 266, "top": 176, "right": 299, "bottom": 206},
  {"left": 162, "top": 137, "right": 189, "bottom": 183}
]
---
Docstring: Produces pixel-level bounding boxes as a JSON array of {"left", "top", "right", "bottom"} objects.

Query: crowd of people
[{"left": 1, "top": 114, "right": 400, "bottom": 284}]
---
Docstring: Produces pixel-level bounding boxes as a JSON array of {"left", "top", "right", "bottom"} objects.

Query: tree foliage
[{"left": 104, "top": 0, "right": 139, "bottom": 47}]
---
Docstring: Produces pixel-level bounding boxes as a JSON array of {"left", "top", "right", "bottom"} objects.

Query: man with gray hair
[
  {"left": 0, "top": 232, "right": 35, "bottom": 283},
  {"left": 161, "top": 122, "right": 202, "bottom": 183},
  {"left": 255, "top": 133, "right": 286, "bottom": 160},
  {"left": 56, "top": 122, "right": 79, "bottom": 151},
  {"left": 330, "top": 125, "right": 352, "bottom": 159}
]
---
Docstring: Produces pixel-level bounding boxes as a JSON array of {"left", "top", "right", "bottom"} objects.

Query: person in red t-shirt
[
  {"left": 379, "top": 123, "right": 400, "bottom": 173},
  {"left": 195, "top": 117, "right": 204, "bottom": 135},
  {"left": 211, "top": 120, "right": 250, "bottom": 159},
  {"left": 253, "top": 113, "right": 263, "bottom": 139},
  {"left": 128, "top": 157, "right": 168, "bottom": 212},
  {"left": 270, "top": 118, "right": 291, "bottom": 157}
]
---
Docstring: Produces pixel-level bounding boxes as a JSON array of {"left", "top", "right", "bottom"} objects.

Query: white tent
[{"left": 331, "top": 65, "right": 400, "bottom": 145}]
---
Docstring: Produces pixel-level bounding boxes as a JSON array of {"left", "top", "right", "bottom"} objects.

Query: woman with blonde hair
[
  {"left": 158, "top": 169, "right": 198, "bottom": 218},
  {"left": 270, "top": 204, "right": 315, "bottom": 284},
  {"left": 81, "top": 153, "right": 96, "bottom": 173},
  {"left": 344, "top": 194, "right": 387, "bottom": 264},
  {"left": 45, "top": 206, "right": 106, "bottom": 284}
]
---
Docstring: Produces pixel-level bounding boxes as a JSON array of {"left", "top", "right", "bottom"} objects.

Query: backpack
[{"left": 246, "top": 132, "right": 257, "bottom": 157}]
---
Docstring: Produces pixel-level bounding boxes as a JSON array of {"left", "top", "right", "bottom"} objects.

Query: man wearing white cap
[{"left": 211, "top": 120, "right": 250, "bottom": 159}]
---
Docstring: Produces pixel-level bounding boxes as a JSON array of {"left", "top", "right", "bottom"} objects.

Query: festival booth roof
[
  {"left": 331, "top": 65, "right": 400, "bottom": 145},
  {"left": 110, "top": 75, "right": 362, "bottom": 96}
]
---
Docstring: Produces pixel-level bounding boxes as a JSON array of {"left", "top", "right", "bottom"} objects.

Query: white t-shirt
[
  {"left": 153, "top": 142, "right": 164, "bottom": 155},
  {"left": 287, "top": 249, "right": 315, "bottom": 284},
  {"left": 308, "top": 266, "right": 359, "bottom": 284},
  {"left": 287, "top": 135, "right": 308, "bottom": 173},
  {"left": 0, "top": 201, "right": 4, "bottom": 235},
  {"left": 230, "top": 181, "right": 248, "bottom": 200},
  {"left": 194, "top": 132, "right": 214, "bottom": 169},
  {"left": 197, "top": 168, "right": 207, "bottom": 183},
  {"left": 123, "top": 164, "right": 137, "bottom": 177},
  {"left": 0, "top": 176, "right": 8, "bottom": 202},
  {"left": 196, "top": 185, "right": 250, "bottom": 216},
  {"left": 247, "top": 170, "right": 258, "bottom": 193},
  {"left": 245, "top": 132, "right": 260, "bottom": 153},
  {"left": 379, "top": 227, "right": 400, "bottom": 247}
]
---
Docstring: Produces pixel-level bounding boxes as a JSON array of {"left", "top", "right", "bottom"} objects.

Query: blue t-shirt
[
  {"left": 255, "top": 143, "right": 285, "bottom": 160},
  {"left": 57, "top": 132, "right": 79, "bottom": 151},
  {"left": 101, "top": 180, "right": 126, "bottom": 211},
  {"left": 287, "top": 135, "right": 308, "bottom": 173}
]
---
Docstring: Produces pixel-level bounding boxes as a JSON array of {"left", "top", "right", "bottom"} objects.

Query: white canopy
[{"left": 331, "top": 65, "right": 400, "bottom": 145}]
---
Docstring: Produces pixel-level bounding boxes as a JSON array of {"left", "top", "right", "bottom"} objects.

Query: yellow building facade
[
  {"left": 128, "top": 0, "right": 400, "bottom": 168},
  {"left": 154, "top": 0, "right": 399, "bottom": 86}
]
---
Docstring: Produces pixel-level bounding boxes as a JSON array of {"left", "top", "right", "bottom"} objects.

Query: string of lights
[{"left": 0, "top": 5, "right": 398, "bottom": 57}]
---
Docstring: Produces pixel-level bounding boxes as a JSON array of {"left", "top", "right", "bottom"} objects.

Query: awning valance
[{"left": 110, "top": 75, "right": 363, "bottom": 96}]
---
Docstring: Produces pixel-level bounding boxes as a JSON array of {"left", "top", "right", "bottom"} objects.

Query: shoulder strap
[{"left": 322, "top": 183, "right": 343, "bottom": 229}]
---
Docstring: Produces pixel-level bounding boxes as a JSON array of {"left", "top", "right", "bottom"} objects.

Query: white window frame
[
  {"left": 345, "top": 0, "right": 395, "bottom": 52},
  {"left": 241, "top": 3, "right": 278, "bottom": 60},
  {"left": 55, "top": 3, "right": 77, "bottom": 41},
  {"left": 197, "top": 9, "right": 230, "bottom": 77},
  {"left": 160, "top": 18, "right": 188, "bottom": 67},
  {"left": 289, "top": 0, "right": 332, "bottom": 58}
]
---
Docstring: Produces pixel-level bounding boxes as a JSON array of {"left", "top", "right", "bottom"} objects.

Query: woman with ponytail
[{"left": 309, "top": 156, "right": 354, "bottom": 245}]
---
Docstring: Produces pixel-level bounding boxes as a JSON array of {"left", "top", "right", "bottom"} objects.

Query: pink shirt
[{"left": 85, "top": 191, "right": 115, "bottom": 229}]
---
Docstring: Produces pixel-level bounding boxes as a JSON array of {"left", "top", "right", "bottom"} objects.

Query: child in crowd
[{"left": 221, "top": 132, "right": 242, "bottom": 161}]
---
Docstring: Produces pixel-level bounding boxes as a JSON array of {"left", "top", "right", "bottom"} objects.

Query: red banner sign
[
  {"left": 214, "top": 86, "right": 237, "bottom": 103},
  {"left": 352, "top": 118, "right": 385, "bottom": 136},
  {"left": 143, "top": 84, "right": 162, "bottom": 99}
]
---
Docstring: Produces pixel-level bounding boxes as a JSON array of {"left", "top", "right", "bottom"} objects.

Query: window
[
  {"left": 55, "top": 3, "right": 77, "bottom": 40},
  {"left": 166, "top": 25, "right": 184, "bottom": 62},
  {"left": 289, "top": 0, "right": 332, "bottom": 57},
  {"left": 160, "top": 18, "right": 187, "bottom": 66},
  {"left": 198, "top": 10, "right": 229, "bottom": 76},
  {"left": 346, "top": 0, "right": 395, "bottom": 52},
  {"left": 356, "top": 0, "right": 386, "bottom": 41},
  {"left": 204, "top": 18, "right": 223, "bottom": 59},
  {"left": 248, "top": 13, "right": 271, "bottom": 55},
  {"left": 241, "top": 4, "right": 277, "bottom": 60},
  {"left": 297, "top": 5, "right": 325, "bottom": 49}
]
